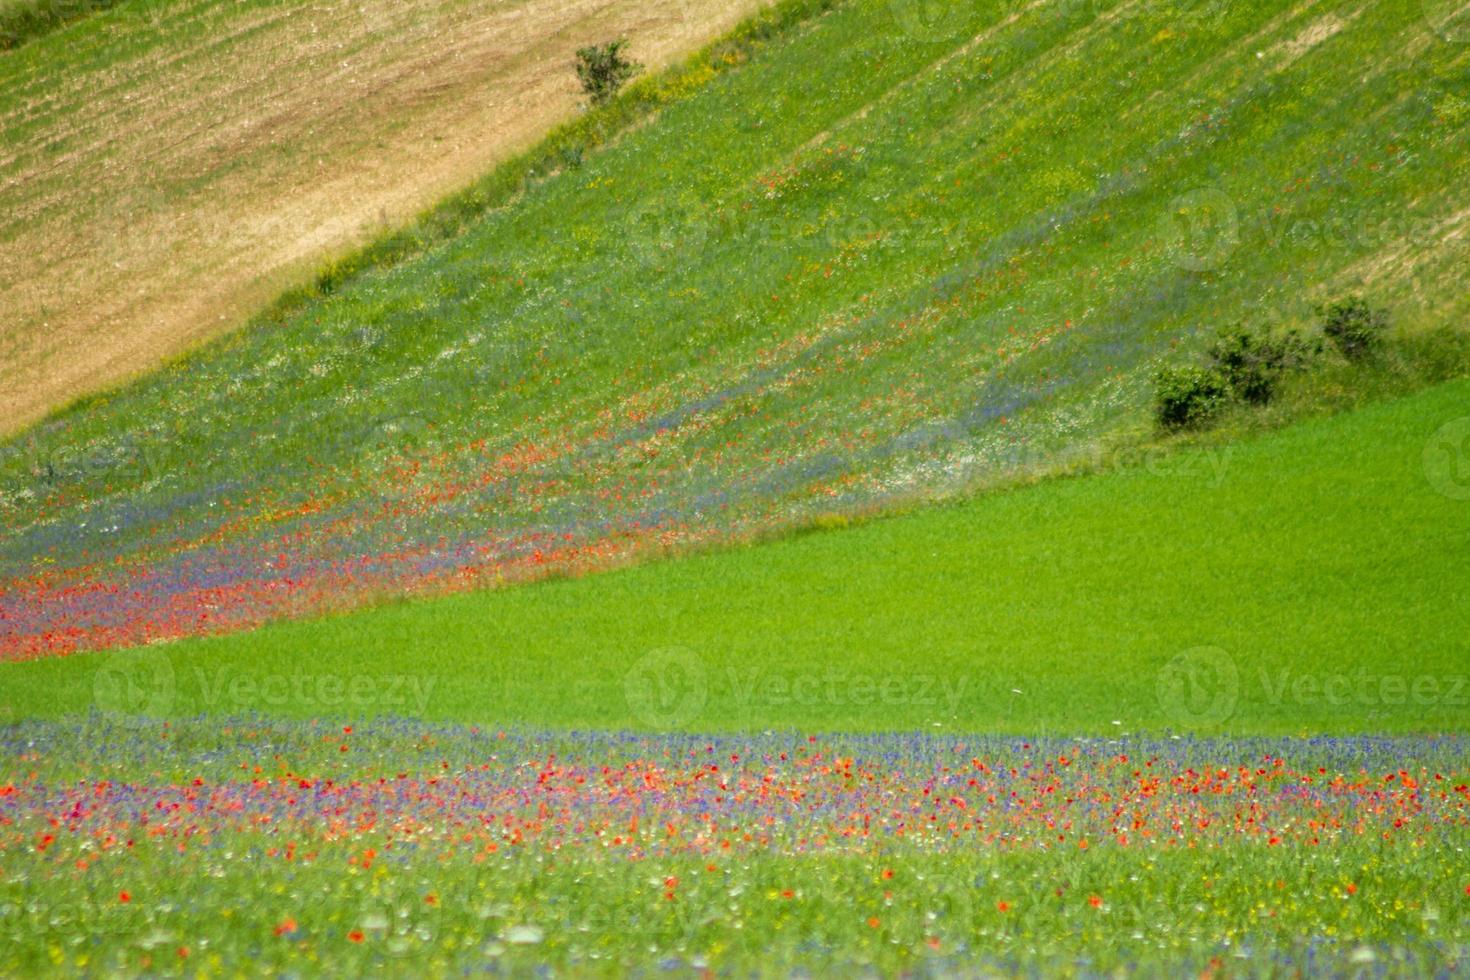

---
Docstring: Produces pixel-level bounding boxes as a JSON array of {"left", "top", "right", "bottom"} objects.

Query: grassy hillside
[
  {"left": 2, "top": 0, "right": 1469, "bottom": 659},
  {"left": 0, "top": 0, "right": 122, "bottom": 50},
  {"left": 5, "top": 377, "right": 1467, "bottom": 732}
]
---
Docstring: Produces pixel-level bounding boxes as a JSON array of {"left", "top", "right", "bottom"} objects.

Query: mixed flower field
[{"left": 2, "top": 718, "right": 1467, "bottom": 975}]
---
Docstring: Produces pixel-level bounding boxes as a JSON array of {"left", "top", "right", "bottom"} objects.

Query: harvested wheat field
[{"left": 0, "top": 0, "right": 765, "bottom": 434}]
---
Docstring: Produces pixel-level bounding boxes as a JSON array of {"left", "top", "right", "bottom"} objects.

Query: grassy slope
[
  {"left": 0, "top": 0, "right": 122, "bottom": 50},
  {"left": 3, "top": 0, "right": 1468, "bottom": 658},
  {"left": 6, "top": 377, "right": 1467, "bottom": 732}
]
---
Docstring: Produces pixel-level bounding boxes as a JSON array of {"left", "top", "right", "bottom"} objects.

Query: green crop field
[{"left": 2, "top": 0, "right": 1469, "bottom": 974}]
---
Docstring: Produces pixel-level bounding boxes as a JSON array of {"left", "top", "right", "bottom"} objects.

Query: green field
[{"left": 6, "top": 376, "right": 1467, "bottom": 732}]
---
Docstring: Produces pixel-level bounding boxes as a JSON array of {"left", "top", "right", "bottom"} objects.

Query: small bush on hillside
[
  {"left": 1319, "top": 296, "right": 1388, "bottom": 361},
  {"left": 315, "top": 259, "right": 349, "bottom": 296},
  {"left": 1153, "top": 366, "right": 1230, "bottom": 430},
  {"left": 1206, "top": 327, "right": 1319, "bottom": 405},
  {"left": 558, "top": 144, "right": 586, "bottom": 171},
  {"left": 1153, "top": 299, "right": 1398, "bottom": 433},
  {"left": 574, "top": 40, "right": 641, "bottom": 106}
]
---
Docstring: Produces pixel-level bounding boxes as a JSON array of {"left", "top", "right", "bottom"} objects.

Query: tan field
[{"left": 0, "top": 0, "right": 766, "bottom": 435}]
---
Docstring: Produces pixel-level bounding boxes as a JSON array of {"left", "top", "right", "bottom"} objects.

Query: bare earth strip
[{"left": 0, "top": 0, "right": 766, "bottom": 435}]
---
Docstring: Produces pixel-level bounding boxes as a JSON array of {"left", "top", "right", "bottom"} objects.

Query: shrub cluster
[
  {"left": 574, "top": 40, "right": 642, "bottom": 106},
  {"left": 1153, "top": 296, "right": 1387, "bottom": 431},
  {"left": 1319, "top": 296, "right": 1389, "bottom": 362},
  {"left": 1206, "top": 327, "right": 1320, "bottom": 406},
  {"left": 1153, "top": 366, "right": 1229, "bottom": 431}
]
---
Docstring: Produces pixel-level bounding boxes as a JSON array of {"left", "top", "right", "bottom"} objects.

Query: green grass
[
  {"left": 0, "top": 0, "right": 124, "bottom": 50},
  {"left": 5, "top": 377, "right": 1467, "bottom": 732}
]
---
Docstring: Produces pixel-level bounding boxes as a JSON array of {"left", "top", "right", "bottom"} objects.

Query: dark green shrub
[
  {"left": 1154, "top": 366, "right": 1230, "bottom": 430},
  {"left": 1207, "top": 327, "right": 1319, "bottom": 405},
  {"left": 557, "top": 144, "right": 586, "bottom": 171},
  {"left": 574, "top": 40, "right": 642, "bottom": 106},
  {"left": 1319, "top": 296, "right": 1388, "bottom": 361}
]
